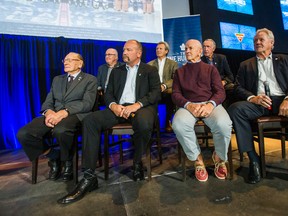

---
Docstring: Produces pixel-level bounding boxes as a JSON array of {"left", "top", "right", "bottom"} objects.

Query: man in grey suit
[
  {"left": 148, "top": 41, "right": 178, "bottom": 132},
  {"left": 228, "top": 28, "right": 288, "bottom": 184},
  {"left": 17, "top": 52, "right": 97, "bottom": 182},
  {"left": 57, "top": 39, "right": 161, "bottom": 205}
]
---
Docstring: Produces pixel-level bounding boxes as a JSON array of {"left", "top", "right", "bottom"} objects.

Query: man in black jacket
[
  {"left": 57, "top": 40, "right": 161, "bottom": 205},
  {"left": 228, "top": 28, "right": 288, "bottom": 184}
]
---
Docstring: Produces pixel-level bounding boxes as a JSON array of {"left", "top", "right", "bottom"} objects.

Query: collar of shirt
[
  {"left": 125, "top": 61, "right": 140, "bottom": 70},
  {"left": 67, "top": 71, "right": 81, "bottom": 79},
  {"left": 187, "top": 59, "right": 201, "bottom": 64},
  {"left": 256, "top": 53, "right": 272, "bottom": 61},
  {"left": 157, "top": 57, "right": 166, "bottom": 63}
]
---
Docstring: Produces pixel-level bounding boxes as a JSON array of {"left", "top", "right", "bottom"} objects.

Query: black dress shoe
[
  {"left": 48, "top": 159, "right": 61, "bottom": 181},
  {"left": 247, "top": 161, "right": 261, "bottom": 184},
  {"left": 62, "top": 160, "right": 73, "bottom": 182},
  {"left": 57, "top": 175, "right": 98, "bottom": 204},
  {"left": 132, "top": 162, "right": 144, "bottom": 181}
]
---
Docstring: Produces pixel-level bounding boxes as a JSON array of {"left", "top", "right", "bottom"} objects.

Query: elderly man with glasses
[{"left": 17, "top": 52, "right": 97, "bottom": 182}]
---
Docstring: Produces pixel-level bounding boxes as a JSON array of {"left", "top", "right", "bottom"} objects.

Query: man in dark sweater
[{"left": 172, "top": 39, "right": 232, "bottom": 182}]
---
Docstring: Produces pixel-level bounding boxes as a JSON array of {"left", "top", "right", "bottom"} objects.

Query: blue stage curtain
[{"left": 0, "top": 34, "right": 156, "bottom": 150}]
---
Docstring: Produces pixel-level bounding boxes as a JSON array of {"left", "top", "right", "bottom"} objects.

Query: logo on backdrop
[
  {"left": 235, "top": 33, "right": 245, "bottom": 42},
  {"left": 163, "top": 15, "right": 202, "bottom": 67},
  {"left": 167, "top": 43, "right": 187, "bottom": 66}
]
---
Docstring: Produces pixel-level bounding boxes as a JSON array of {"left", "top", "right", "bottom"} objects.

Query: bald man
[{"left": 172, "top": 39, "right": 232, "bottom": 182}]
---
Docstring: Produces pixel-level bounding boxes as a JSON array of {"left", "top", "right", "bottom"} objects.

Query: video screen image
[
  {"left": 0, "top": 0, "right": 163, "bottom": 43},
  {"left": 280, "top": 0, "right": 288, "bottom": 30},
  {"left": 217, "top": 0, "right": 253, "bottom": 15},
  {"left": 220, "top": 22, "right": 256, "bottom": 51}
]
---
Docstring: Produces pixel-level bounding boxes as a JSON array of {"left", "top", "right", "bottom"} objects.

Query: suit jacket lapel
[
  {"left": 65, "top": 72, "right": 84, "bottom": 96},
  {"left": 251, "top": 57, "right": 259, "bottom": 90},
  {"left": 135, "top": 63, "right": 144, "bottom": 97},
  {"left": 272, "top": 55, "right": 279, "bottom": 78},
  {"left": 61, "top": 75, "right": 68, "bottom": 98}
]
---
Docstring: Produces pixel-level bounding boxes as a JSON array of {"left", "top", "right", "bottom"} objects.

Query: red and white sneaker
[
  {"left": 212, "top": 152, "right": 227, "bottom": 180},
  {"left": 195, "top": 164, "right": 208, "bottom": 182}
]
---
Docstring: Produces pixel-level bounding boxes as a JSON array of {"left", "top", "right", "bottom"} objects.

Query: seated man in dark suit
[
  {"left": 201, "top": 39, "right": 234, "bottom": 108},
  {"left": 17, "top": 52, "right": 97, "bottom": 182},
  {"left": 201, "top": 39, "right": 234, "bottom": 87},
  {"left": 57, "top": 39, "right": 161, "bottom": 204},
  {"left": 228, "top": 28, "right": 288, "bottom": 184}
]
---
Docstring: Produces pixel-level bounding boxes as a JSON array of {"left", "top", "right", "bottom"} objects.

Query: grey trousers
[{"left": 172, "top": 105, "right": 232, "bottom": 161}]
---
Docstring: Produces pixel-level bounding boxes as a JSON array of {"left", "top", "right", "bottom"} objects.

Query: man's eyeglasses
[
  {"left": 62, "top": 59, "right": 81, "bottom": 63},
  {"left": 105, "top": 54, "right": 116, "bottom": 56}
]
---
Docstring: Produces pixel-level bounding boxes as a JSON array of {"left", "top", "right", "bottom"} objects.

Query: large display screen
[
  {"left": 220, "top": 22, "right": 256, "bottom": 51},
  {"left": 217, "top": 0, "right": 253, "bottom": 15},
  {"left": 0, "top": 0, "right": 163, "bottom": 43},
  {"left": 280, "top": 0, "right": 288, "bottom": 30}
]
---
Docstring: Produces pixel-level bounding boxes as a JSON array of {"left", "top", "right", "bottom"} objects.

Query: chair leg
[
  {"left": 281, "top": 127, "right": 286, "bottom": 159},
  {"left": 180, "top": 144, "right": 186, "bottom": 182},
  {"left": 227, "top": 141, "right": 233, "bottom": 179},
  {"left": 156, "top": 127, "right": 162, "bottom": 164},
  {"left": 32, "top": 158, "right": 38, "bottom": 184},
  {"left": 239, "top": 153, "right": 244, "bottom": 162},
  {"left": 73, "top": 138, "right": 79, "bottom": 185},
  {"left": 98, "top": 143, "right": 103, "bottom": 167},
  {"left": 258, "top": 123, "right": 266, "bottom": 178},
  {"left": 104, "top": 131, "right": 109, "bottom": 180}
]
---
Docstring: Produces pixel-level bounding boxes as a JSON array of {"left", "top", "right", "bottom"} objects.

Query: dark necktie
[{"left": 66, "top": 75, "right": 74, "bottom": 90}]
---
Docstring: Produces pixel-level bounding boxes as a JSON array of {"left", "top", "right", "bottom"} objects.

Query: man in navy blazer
[
  {"left": 228, "top": 28, "right": 288, "bottom": 184},
  {"left": 201, "top": 39, "right": 234, "bottom": 107},
  {"left": 58, "top": 40, "right": 161, "bottom": 204},
  {"left": 17, "top": 52, "right": 97, "bottom": 182},
  {"left": 201, "top": 39, "right": 234, "bottom": 87}
]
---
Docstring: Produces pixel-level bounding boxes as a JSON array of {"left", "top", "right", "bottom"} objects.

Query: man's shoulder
[
  {"left": 79, "top": 72, "right": 97, "bottom": 81},
  {"left": 98, "top": 64, "right": 108, "bottom": 71},
  {"left": 166, "top": 57, "right": 178, "bottom": 65},
  {"left": 240, "top": 56, "right": 256, "bottom": 66},
  {"left": 147, "top": 59, "right": 157, "bottom": 66},
  {"left": 140, "top": 61, "right": 157, "bottom": 71}
]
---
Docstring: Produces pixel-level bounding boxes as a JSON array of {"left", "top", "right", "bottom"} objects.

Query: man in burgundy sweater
[{"left": 172, "top": 39, "right": 232, "bottom": 182}]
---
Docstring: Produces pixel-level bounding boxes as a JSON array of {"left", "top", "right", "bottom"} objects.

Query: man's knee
[{"left": 17, "top": 127, "right": 27, "bottom": 143}]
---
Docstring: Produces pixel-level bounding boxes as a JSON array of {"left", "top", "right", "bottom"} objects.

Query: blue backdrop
[{"left": 0, "top": 34, "right": 157, "bottom": 150}]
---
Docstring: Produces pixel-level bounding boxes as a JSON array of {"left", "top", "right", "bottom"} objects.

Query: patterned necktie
[{"left": 66, "top": 75, "right": 74, "bottom": 90}]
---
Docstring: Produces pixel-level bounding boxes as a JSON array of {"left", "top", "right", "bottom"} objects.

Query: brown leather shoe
[{"left": 165, "top": 120, "right": 173, "bottom": 133}]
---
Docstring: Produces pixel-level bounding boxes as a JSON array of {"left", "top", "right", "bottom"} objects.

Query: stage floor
[{"left": 1, "top": 133, "right": 288, "bottom": 216}]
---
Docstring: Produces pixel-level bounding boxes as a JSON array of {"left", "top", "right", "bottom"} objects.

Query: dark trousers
[
  {"left": 160, "top": 92, "right": 175, "bottom": 124},
  {"left": 17, "top": 115, "right": 80, "bottom": 161},
  {"left": 227, "top": 96, "right": 284, "bottom": 153},
  {"left": 82, "top": 106, "right": 157, "bottom": 170}
]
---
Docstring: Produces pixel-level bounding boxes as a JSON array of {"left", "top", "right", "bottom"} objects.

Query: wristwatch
[{"left": 63, "top": 108, "right": 70, "bottom": 115}]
